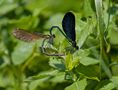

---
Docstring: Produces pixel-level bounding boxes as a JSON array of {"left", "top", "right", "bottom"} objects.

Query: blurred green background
[{"left": 0, "top": 0, "right": 118, "bottom": 90}]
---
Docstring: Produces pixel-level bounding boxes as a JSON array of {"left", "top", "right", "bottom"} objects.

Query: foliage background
[{"left": 0, "top": 0, "right": 118, "bottom": 90}]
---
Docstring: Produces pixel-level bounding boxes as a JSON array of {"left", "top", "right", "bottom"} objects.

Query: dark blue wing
[{"left": 62, "top": 12, "right": 76, "bottom": 42}]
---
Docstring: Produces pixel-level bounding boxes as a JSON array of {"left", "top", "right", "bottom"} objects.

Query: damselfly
[
  {"left": 12, "top": 28, "right": 64, "bottom": 56},
  {"left": 50, "top": 12, "right": 78, "bottom": 49}
]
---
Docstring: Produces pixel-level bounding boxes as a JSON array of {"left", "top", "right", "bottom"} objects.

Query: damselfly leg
[{"left": 40, "top": 37, "right": 65, "bottom": 56}]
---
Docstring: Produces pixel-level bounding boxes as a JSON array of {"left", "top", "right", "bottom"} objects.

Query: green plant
[{"left": 0, "top": 0, "right": 118, "bottom": 90}]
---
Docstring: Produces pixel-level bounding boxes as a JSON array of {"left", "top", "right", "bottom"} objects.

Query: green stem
[{"left": 95, "top": 0, "right": 112, "bottom": 78}]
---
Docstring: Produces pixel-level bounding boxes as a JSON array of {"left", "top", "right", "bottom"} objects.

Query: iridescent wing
[{"left": 62, "top": 12, "right": 76, "bottom": 42}]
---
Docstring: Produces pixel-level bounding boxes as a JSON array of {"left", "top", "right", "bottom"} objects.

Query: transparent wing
[{"left": 12, "top": 28, "right": 50, "bottom": 42}]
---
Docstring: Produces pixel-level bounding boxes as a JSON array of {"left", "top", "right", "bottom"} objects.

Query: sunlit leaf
[
  {"left": 76, "top": 64, "right": 99, "bottom": 81},
  {"left": 65, "top": 78, "right": 87, "bottom": 90},
  {"left": 99, "top": 82, "right": 115, "bottom": 90},
  {"left": 49, "top": 57, "right": 65, "bottom": 71},
  {"left": 110, "top": 76, "right": 118, "bottom": 89},
  {"left": 12, "top": 42, "right": 36, "bottom": 65},
  {"left": 65, "top": 54, "right": 73, "bottom": 71},
  {"left": 8, "top": 16, "right": 39, "bottom": 29},
  {"left": 0, "top": 3, "right": 18, "bottom": 15},
  {"left": 109, "top": 28, "right": 118, "bottom": 45},
  {"left": 80, "top": 57, "right": 99, "bottom": 66}
]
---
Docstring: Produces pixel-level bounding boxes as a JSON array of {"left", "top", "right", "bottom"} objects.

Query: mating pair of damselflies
[{"left": 13, "top": 12, "right": 78, "bottom": 56}]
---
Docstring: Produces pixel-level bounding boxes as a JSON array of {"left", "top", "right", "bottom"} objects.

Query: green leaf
[
  {"left": 0, "top": 69, "right": 15, "bottom": 88},
  {"left": 25, "top": 70, "right": 59, "bottom": 81},
  {"left": 9, "top": 16, "right": 39, "bottom": 29},
  {"left": 49, "top": 57, "right": 65, "bottom": 71},
  {"left": 110, "top": 76, "right": 118, "bottom": 89},
  {"left": 77, "top": 49, "right": 90, "bottom": 58},
  {"left": 77, "top": 17, "right": 94, "bottom": 48},
  {"left": 80, "top": 57, "right": 99, "bottom": 66},
  {"left": 28, "top": 71, "right": 65, "bottom": 90},
  {"left": 11, "top": 42, "right": 36, "bottom": 65},
  {"left": 65, "top": 79, "right": 87, "bottom": 90},
  {"left": 65, "top": 54, "right": 73, "bottom": 71},
  {"left": 95, "top": 0, "right": 112, "bottom": 79},
  {"left": 50, "top": 72, "right": 65, "bottom": 83},
  {"left": 25, "top": 0, "right": 48, "bottom": 16},
  {"left": 44, "top": 13, "right": 63, "bottom": 29},
  {"left": 109, "top": 28, "right": 118, "bottom": 45},
  {"left": 99, "top": 82, "right": 115, "bottom": 90},
  {"left": 0, "top": 42, "right": 7, "bottom": 55},
  {"left": 76, "top": 64, "right": 99, "bottom": 81},
  {"left": 0, "top": 3, "right": 18, "bottom": 15}
]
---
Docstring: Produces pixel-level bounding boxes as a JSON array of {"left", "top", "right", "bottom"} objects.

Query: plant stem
[{"left": 95, "top": 0, "right": 112, "bottom": 78}]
